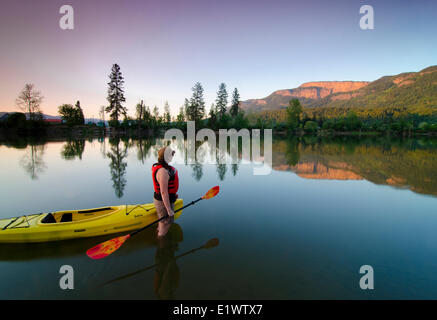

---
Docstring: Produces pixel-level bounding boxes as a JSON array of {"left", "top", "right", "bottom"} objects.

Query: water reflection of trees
[
  {"left": 285, "top": 137, "right": 300, "bottom": 166},
  {"left": 216, "top": 164, "right": 227, "bottom": 181},
  {"left": 231, "top": 164, "right": 239, "bottom": 176},
  {"left": 19, "top": 144, "right": 46, "bottom": 180},
  {"left": 187, "top": 140, "right": 207, "bottom": 182},
  {"left": 136, "top": 138, "right": 156, "bottom": 164},
  {"left": 82, "top": 136, "right": 437, "bottom": 197},
  {"left": 61, "top": 140, "right": 85, "bottom": 160},
  {"left": 191, "top": 163, "right": 203, "bottom": 181},
  {"left": 131, "top": 137, "right": 245, "bottom": 182},
  {"left": 6, "top": 134, "right": 437, "bottom": 197},
  {"left": 107, "top": 137, "right": 128, "bottom": 198}
]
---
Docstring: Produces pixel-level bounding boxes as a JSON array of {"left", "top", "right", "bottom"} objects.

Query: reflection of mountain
[
  {"left": 272, "top": 137, "right": 437, "bottom": 197},
  {"left": 276, "top": 162, "right": 363, "bottom": 180}
]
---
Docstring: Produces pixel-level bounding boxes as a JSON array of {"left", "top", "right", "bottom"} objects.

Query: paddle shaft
[{"left": 129, "top": 197, "right": 203, "bottom": 237}]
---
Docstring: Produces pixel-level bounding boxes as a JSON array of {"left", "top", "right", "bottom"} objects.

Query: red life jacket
[{"left": 152, "top": 163, "right": 179, "bottom": 200}]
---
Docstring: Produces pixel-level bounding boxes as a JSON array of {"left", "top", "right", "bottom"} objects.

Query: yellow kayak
[{"left": 0, "top": 199, "right": 183, "bottom": 243}]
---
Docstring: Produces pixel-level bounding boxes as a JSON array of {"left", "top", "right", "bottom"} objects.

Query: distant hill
[
  {"left": 241, "top": 81, "right": 370, "bottom": 113},
  {"left": 308, "top": 66, "right": 437, "bottom": 114},
  {"left": 0, "top": 112, "right": 104, "bottom": 124},
  {"left": 241, "top": 66, "right": 437, "bottom": 116}
]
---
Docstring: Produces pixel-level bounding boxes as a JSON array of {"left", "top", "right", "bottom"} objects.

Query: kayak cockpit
[{"left": 40, "top": 207, "right": 116, "bottom": 224}]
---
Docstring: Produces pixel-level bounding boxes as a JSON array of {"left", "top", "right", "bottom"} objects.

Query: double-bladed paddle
[{"left": 86, "top": 186, "right": 220, "bottom": 259}]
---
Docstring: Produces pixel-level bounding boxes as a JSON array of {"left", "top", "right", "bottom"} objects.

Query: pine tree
[
  {"left": 106, "top": 64, "right": 127, "bottom": 122},
  {"left": 164, "top": 101, "right": 171, "bottom": 124},
  {"left": 135, "top": 100, "right": 146, "bottom": 130},
  {"left": 187, "top": 82, "right": 205, "bottom": 123},
  {"left": 143, "top": 105, "right": 152, "bottom": 128},
  {"left": 99, "top": 106, "right": 106, "bottom": 127},
  {"left": 184, "top": 98, "right": 190, "bottom": 117},
  {"left": 216, "top": 83, "right": 228, "bottom": 118},
  {"left": 153, "top": 105, "right": 161, "bottom": 127},
  {"left": 230, "top": 88, "right": 240, "bottom": 117},
  {"left": 136, "top": 100, "right": 145, "bottom": 122},
  {"left": 75, "top": 100, "right": 85, "bottom": 124},
  {"left": 176, "top": 106, "right": 185, "bottom": 122},
  {"left": 208, "top": 103, "right": 217, "bottom": 129}
]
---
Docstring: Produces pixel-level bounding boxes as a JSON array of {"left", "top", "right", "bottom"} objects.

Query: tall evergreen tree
[
  {"left": 99, "top": 106, "right": 106, "bottom": 126},
  {"left": 176, "top": 106, "right": 186, "bottom": 122},
  {"left": 106, "top": 64, "right": 127, "bottom": 122},
  {"left": 152, "top": 105, "right": 161, "bottom": 128},
  {"left": 135, "top": 100, "right": 146, "bottom": 130},
  {"left": 75, "top": 100, "right": 85, "bottom": 124},
  {"left": 187, "top": 82, "right": 205, "bottom": 123},
  {"left": 135, "top": 100, "right": 145, "bottom": 122},
  {"left": 216, "top": 83, "right": 228, "bottom": 117},
  {"left": 143, "top": 105, "right": 153, "bottom": 128},
  {"left": 164, "top": 101, "right": 171, "bottom": 124},
  {"left": 208, "top": 103, "right": 217, "bottom": 129},
  {"left": 184, "top": 98, "right": 190, "bottom": 117},
  {"left": 230, "top": 88, "right": 240, "bottom": 117}
]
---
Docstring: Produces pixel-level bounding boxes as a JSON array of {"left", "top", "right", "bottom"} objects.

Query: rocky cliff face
[
  {"left": 241, "top": 81, "right": 370, "bottom": 112},
  {"left": 300, "top": 81, "right": 369, "bottom": 93},
  {"left": 241, "top": 65, "right": 437, "bottom": 114}
]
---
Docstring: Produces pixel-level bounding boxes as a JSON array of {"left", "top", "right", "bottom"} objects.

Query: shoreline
[{"left": 1, "top": 125, "right": 437, "bottom": 142}]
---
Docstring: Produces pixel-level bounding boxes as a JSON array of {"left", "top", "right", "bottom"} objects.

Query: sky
[{"left": 0, "top": 0, "right": 436, "bottom": 118}]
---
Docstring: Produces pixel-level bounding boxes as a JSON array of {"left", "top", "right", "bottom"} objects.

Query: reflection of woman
[
  {"left": 151, "top": 146, "right": 179, "bottom": 237},
  {"left": 153, "top": 227, "right": 180, "bottom": 299}
]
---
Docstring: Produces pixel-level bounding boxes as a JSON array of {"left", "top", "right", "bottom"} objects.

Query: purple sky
[{"left": 0, "top": 0, "right": 436, "bottom": 118}]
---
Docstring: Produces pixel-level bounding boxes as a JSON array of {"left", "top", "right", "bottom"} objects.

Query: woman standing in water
[{"left": 152, "top": 146, "right": 179, "bottom": 237}]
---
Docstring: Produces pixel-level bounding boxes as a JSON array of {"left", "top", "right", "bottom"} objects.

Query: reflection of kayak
[
  {"left": 0, "top": 199, "right": 183, "bottom": 243},
  {"left": 0, "top": 223, "right": 183, "bottom": 261}
]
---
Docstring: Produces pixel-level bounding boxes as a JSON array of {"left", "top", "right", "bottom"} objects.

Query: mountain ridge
[{"left": 241, "top": 66, "right": 437, "bottom": 114}]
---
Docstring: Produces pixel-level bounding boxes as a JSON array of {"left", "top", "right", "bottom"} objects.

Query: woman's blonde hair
[{"left": 157, "top": 146, "right": 174, "bottom": 165}]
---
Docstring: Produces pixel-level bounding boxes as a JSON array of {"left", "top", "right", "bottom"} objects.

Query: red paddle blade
[
  {"left": 202, "top": 186, "right": 220, "bottom": 200},
  {"left": 86, "top": 234, "right": 131, "bottom": 259},
  {"left": 203, "top": 238, "right": 219, "bottom": 249}
]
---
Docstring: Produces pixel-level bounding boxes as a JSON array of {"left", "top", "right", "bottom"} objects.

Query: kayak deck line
[
  {"left": 77, "top": 207, "right": 112, "bottom": 214},
  {"left": 1, "top": 214, "right": 43, "bottom": 230},
  {"left": 2, "top": 217, "right": 20, "bottom": 230}
]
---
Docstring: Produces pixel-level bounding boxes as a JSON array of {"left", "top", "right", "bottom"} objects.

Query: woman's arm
[{"left": 157, "top": 168, "right": 175, "bottom": 216}]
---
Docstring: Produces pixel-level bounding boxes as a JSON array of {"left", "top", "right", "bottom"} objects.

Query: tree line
[
  {"left": 248, "top": 98, "right": 437, "bottom": 134},
  {"left": 6, "top": 64, "right": 435, "bottom": 135},
  {"left": 3, "top": 63, "right": 250, "bottom": 133},
  {"left": 101, "top": 64, "right": 250, "bottom": 131}
]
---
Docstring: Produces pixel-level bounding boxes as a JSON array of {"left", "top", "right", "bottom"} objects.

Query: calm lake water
[{"left": 0, "top": 135, "right": 437, "bottom": 299}]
